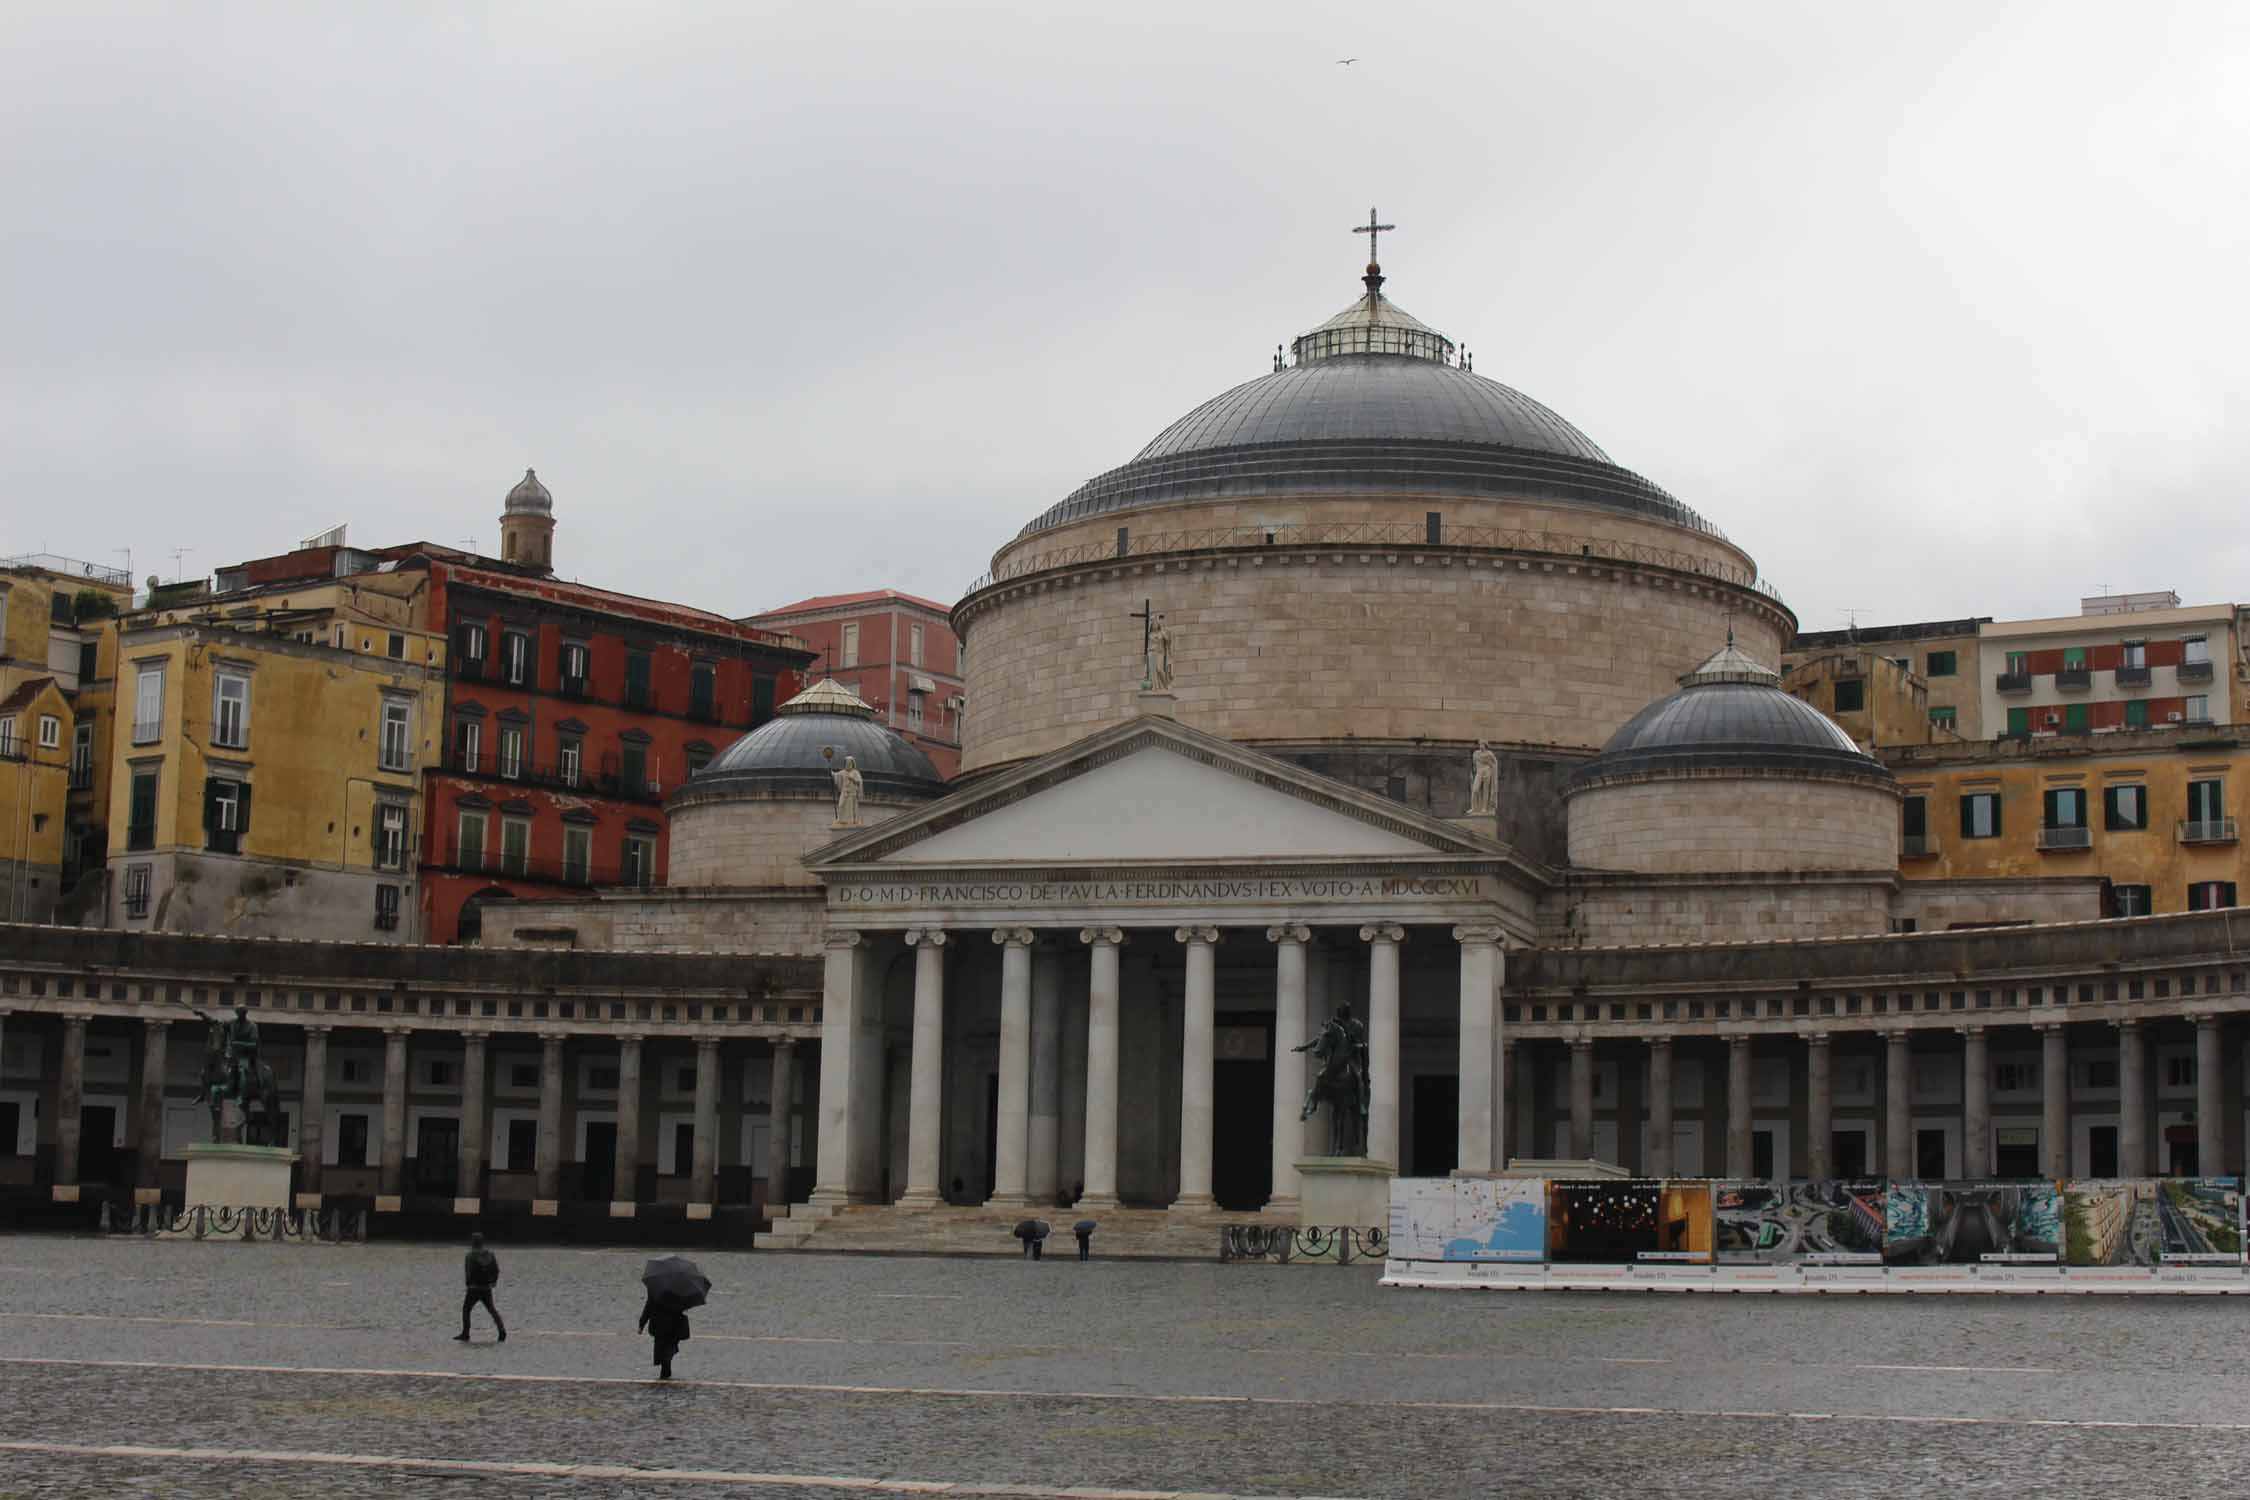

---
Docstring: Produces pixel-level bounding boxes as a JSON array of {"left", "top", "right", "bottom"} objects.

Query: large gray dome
[
  {"left": 1022, "top": 357, "right": 1718, "bottom": 540},
  {"left": 1571, "top": 642, "right": 1887, "bottom": 785},
  {"left": 686, "top": 679, "right": 944, "bottom": 803}
]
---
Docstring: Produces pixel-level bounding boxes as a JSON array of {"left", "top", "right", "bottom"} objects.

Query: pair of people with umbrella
[{"left": 639, "top": 1254, "right": 709, "bottom": 1381}]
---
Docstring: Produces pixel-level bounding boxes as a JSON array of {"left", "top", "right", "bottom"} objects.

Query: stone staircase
[{"left": 760, "top": 1201, "right": 1289, "bottom": 1258}]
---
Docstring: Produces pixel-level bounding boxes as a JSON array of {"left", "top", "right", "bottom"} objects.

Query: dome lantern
[{"left": 498, "top": 467, "right": 556, "bottom": 574}]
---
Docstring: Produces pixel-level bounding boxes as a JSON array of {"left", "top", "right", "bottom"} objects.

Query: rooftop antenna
[
  {"left": 1838, "top": 607, "right": 1872, "bottom": 644},
  {"left": 114, "top": 547, "right": 132, "bottom": 584},
  {"left": 168, "top": 546, "right": 194, "bottom": 583}
]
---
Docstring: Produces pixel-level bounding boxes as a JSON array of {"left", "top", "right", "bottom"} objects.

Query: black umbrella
[
  {"left": 1031, "top": 1219, "right": 1050, "bottom": 1240},
  {"left": 642, "top": 1254, "right": 711, "bottom": 1311},
  {"left": 1012, "top": 1219, "right": 1038, "bottom": 1240},
  {"left": 1073, "top": 1219, "right": 1098, "bottom": 1235}
]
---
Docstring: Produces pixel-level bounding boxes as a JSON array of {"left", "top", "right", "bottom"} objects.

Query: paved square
[{"left": 4, "top": 1234, "right": 2249, "bottom": 1497}]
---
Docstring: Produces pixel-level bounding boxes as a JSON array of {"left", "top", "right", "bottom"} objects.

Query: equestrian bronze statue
[
  {"left": 193, "top": 1004, "right": 280, "bottom": 1145},
  {"left": 1294, "top": 1000, "right": 1371, "bottom": 1157}
]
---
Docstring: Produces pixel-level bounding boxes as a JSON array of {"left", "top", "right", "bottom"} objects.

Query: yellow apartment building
[
  {"left": 106, "top": 576, "right": 447, "bottom": 940},
  {"left": 0, "top": 676, "right": 71, "bottom": 921},
  {"left": 1885, "top": 726, "right": 2249, "bottom": 919},
  {"left": 1783, "top": 617, "right": 1987, "bottom": 742}
]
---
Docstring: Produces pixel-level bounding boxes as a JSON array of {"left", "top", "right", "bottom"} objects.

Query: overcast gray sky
[{"left": 5, "top": 1, "right": 2246, "bottom": 633}]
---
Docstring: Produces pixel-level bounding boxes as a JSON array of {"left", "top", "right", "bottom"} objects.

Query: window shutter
[
  {"left": 203, "top": 777, "right": 221, "bottom": 833},
  {"left": 235, "top": 781, "right": 252, "bottom": 837},
  {"left": 1959, "top": 796, "right": 1975, "bottom": 839}
]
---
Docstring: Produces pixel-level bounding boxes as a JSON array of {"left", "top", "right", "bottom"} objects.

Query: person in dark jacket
[
  {"left": 638, "top": 1293, "right": 689, "bottom": 1380},
  {"left": 455, "top": 1233, "right": 506, "bottom": 1343}
]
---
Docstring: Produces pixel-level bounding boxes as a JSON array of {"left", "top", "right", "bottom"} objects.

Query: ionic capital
[
  {"left": 823, "top": 929, "right": 863, "bottom": 951},
  {"left": 1451, "top": 924, "right": 1506, "bottom": 948},
  {"left": 1802, "top": 1031, "right": 1832, "bottom": 1051},
  {"left": 904, "top": 927, "right": 949, "bottom": 949},
  {"left": 1079, "top": 926, "right": 1126, "bottom": 947},
  {"left": 1265, "top": 923, "right": 1311, "bottom": 946},
  {"left": 694, "top": 1035, "right": 720, "bottom": 1056},
  {"left": 1174, "top": 925, "right": 1221, "bottom": 946},
  {"left": 992, "top": 927, "right": 1036, "bottom": 949},
  {"left": 1359, "top": 923, "right": 1406, "bottom": 945}
]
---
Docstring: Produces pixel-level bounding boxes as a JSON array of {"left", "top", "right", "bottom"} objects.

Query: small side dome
[
  {"left": 688, "top": 678, "right": 945, "bottom": 800},
  {"left": 1569, "top": 639, "right": 1883, "bottom": 786},
  {"left": 504, "top": 468, "right": 553, "bottom": 515}
]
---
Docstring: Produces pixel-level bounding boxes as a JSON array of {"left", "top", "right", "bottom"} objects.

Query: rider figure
[
  {"left": 1293, "top": 1000, "right": 1370, "bottom": 1148},
  {"left": 194, "top": 1005, "right": 259, "bottom": 1098}
]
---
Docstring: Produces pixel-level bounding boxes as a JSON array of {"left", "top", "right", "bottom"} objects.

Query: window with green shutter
[
  {"left": 2064, "top": 702, "right": 2090, "bottom": 734},
  {"left": 2124, "top": 699, "right": 2148, "bottom": 728},
  {"left": 1925, "top": 650, "right": 1957, "bottom": 677},
  {"left": 2006, "top": 706, "right": 2030, "bottom": 736},
  {"left": 2062, "top": 646, "right": 2087, "bottom": 668},
  {"left": 1960, "top": 792, "right": 2001, "bottom": 839}
]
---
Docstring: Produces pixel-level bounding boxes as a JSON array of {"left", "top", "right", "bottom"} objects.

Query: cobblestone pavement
[{"left": 4, "top": 1234, "right": 2250, "bottom": 1498}]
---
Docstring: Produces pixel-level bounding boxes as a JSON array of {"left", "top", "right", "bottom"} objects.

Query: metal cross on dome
[{"left": 1353, "top": 207, "right": 1394, "bottom": 264}]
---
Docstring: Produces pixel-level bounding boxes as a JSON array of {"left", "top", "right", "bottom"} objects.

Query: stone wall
[
  {"left": 959, "top": 545, "right": 1784, "bottom": 773},
  {"left": 1567, "top": 774, "right": 1899, "bottom": 874},
  {"left": 115, "top": 852, "right": 416, "bottom": 943},
  {"left": 1552, "top": 873, "right": 1895, "bottom": 946},
  {"left": 1894, "top": 877, "right": 2103, "bottom": 931},
  {"left": 1274, "top": 742, "right": 1586, "bottom": 867},
  {"left": 477, "top": 888, "right": 830, "bottom": 957},
  {"left": 667, "top": 794, "right": 926, "bottom": 890},
  {"left": 0, "top": 856, "right": 61, "bottom": 925}
]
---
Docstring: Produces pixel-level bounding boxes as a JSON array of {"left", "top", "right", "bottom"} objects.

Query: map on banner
[{"left": 1387, "top": 1178, "right": 1546, "bottom": 1262}]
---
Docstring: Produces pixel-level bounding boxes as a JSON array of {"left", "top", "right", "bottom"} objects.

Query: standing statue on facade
[
  {"left": 1148, "top": 617, "right": 1175, "bottom": 692},
  {"left": 831, "top": 754, "right": 864, "bottom": 826},
  {"left": 1294, "top": 1000, "right": 1371, "bottom": 1156},
  {"left": 1467, "top": 740, "right": 1499, "bottom": 817},
  {"left": 192, "top": 1003, "right": 279, "bottom": 1145}
]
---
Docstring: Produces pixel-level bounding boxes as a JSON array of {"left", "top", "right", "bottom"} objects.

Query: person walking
[
  {"left": 455, "top": 1232, "right": 507, "bottom": 1343},
  {"left": 638, "top": 1292, "right": 690, "bottom": 1380}
]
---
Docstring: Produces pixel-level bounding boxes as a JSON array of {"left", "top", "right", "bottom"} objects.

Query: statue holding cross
[{"left": 1130, "top": 599, "right": 1174, "bottom": 692}]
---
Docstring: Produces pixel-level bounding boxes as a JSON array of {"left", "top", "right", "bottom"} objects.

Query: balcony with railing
[
  {"left": 2114, "top": 664, "right": 2151, "bottom": 688},
  {"left": 2036, "top": 825, "right": 2093, "bottom": 851},
  {"left": 2054, "top": 666, "right": 2092, "bottom": 691},
  {"left": 2178, "top": 817, "right": 2238, "bottom": 845},
  {"left": 1901, "top": 834, "right": 1939, "bottom": 858},
  {"left": 1995, "top": 670, "right": 2032, "bottom": 694},
  {"left": 2178, "top": 658, "right": 2215, "bottom": 684},
  {"left": 131, "top": 719, "right": 163, "bottom": 744},
  {"left": 437, "top": 748, "right": 667, "bottom": 804}
]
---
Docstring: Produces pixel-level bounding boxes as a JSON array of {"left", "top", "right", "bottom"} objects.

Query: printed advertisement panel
[
  {"left": 1716, "top": 1181, "right": 1886, "bottom": 1264},
  {"left": 1546, "top": 1180, "right": 1712, "bottom": 1264},
  {"left": 1386, "top": 1177, "right": 1548, "bottom": 1262},
  {"left": 2061, "top": 1180, "right": 2158, "bottom": 1267},
  {"left": 2154, "top": 1178, "right": 2242, "bottom": 1264},
  {"left": 1884, "top": 1181, "right": 2062, "bottom": 1266}
]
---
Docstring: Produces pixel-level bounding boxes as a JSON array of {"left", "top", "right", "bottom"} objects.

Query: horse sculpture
[
  {"left": 194, "top": 1006, "right": 279, "bottom": 1145},
  {"left": 1294, "top": 1000, "right": 1370, "bottom": 1158}
]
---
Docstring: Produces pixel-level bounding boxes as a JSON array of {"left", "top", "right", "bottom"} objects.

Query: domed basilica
[{"left": 483, "top": 231, "right": 2148, "bottom": 1221}]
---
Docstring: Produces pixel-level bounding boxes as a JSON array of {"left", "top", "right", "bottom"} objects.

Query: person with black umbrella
[{"left": 638, "top": 1254, "right": 709, "bottom": 1381}]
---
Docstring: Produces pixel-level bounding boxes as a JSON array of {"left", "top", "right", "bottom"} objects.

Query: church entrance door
[{"left": 1212, "top": 1014, "right": 1272, "bottom": 1211}]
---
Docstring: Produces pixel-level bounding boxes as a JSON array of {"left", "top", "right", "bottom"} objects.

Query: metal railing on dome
[{"left": 959, "top": 519, "right": 1788, "bottom": 607}]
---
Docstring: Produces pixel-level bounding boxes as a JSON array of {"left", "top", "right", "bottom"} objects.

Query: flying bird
[{"left": 1336, "top": 57, "right": 1357, "bottom": 64}]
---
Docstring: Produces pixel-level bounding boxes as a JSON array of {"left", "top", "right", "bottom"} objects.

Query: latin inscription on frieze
[{"left": 833, "top": 876, "right": 1482, "bottom": 909}]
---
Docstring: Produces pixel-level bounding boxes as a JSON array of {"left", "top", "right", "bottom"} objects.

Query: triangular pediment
[{"left": 807, "top": 714, "right": 1519, "bottom": 871}]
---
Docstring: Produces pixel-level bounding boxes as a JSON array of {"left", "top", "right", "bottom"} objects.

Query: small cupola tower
[{"left": 499, "top": 468, "right": 555, "bottom": 573}]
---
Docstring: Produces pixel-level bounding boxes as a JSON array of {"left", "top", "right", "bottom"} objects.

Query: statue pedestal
[
  {"left": 183, "top": 1142, "right": 299, "bottom": 1210},
  {"left": 1295, "top": 1156, "right": 1393, "bottom": 1229}
]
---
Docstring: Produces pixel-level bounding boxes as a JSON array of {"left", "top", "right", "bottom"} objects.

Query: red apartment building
[
  {"left": 417, "top": 556, "right": 809, "bottom": 942},
  {"left": 742, "top": 590, "right": 964, "bottom": 778}
]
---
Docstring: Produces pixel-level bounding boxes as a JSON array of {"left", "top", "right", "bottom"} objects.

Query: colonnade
[{"left": 824, "top": 920, "right": 1511, "bottom": 1212}]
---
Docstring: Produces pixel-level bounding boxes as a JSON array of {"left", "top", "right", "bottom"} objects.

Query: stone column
[
  {"left": 987, "top": 927, "right": 1036, "bottom": 1208},
  {"left": 54, "top": 1015, "right": 86, "bottom": 1196},
  {"left": 1079, "top": 927, "right": 1124, "bottom": 1210},
  {"left": 458, "top": 1031, "right": 488, "bottom": 1207},
  {"left": 2196, "top": 1014, "right": 2224, "bottom": 1175},
  {"left": 378, "top": 1027, "right": 409, "bottom": 1204},
  {"left": 1568, "top": 1039, "right": 1595, "bottom": 1161},
  {"left": 1171, "top": 925, "right": 1221, "bottom": 1210},
  {"left": 900, "top": 928, "right": 948, "bottom": 1207},
  {"left": 1804, "top": 1033, "right": 1832, "bottom": 1181},
  {"left": 535, "top": 1033, "right": 564, "bottom": 1205},
  {"left": 612, "top": 1035, "right": 642, "bottom": 1210},
  {"left": 136, "top": 1019, "right": 169, "bottom": 1198},
  {"left": 1960, "top": 1027, "right": 1991, "bottom": 1177},
  {"left": 1726, "top": 1035, "right": 1753, "bottom": 1179},
  {"left": 1060, "top": 977, "right": 1088, "bottom": 1200},
  {"left": 1360, "top": 924, "right": 1405, "bottom": 1168},
  {"left": 1498, "top": 1036, "right": 1516, "bottom": 1165},
  {"left": 1266, "top": 924, "right": 1312, "bottom": 1209},
  {"left": 811, "top": 930, "right": 884, "bottom": 1208},
  {"left": 1028, "top": 945, "right": 1065, "bottom": 1205},
  {"left": 767, "top": 1040, "right": 796, "bottom": 1210},
  {"left": 2039, "top": 1024, "right": 2069, "bottom": 1179},
  {"left": 1885, "top": 1030, "right": 1912, "bottom": 1179},
  {"left": 299, "top": 1026, "right": 330, "bottom": 1203},
  {"left": 690, "top": 1036, "right": 720, "bottom": 1207},
  {"left": 1453, "top": 926, "right": 1505, "bottom": 1176},
  {"left": 1646, "top": 1037, "right": 1675, "bottom": 1178},
  {"left": 2118, "top": 1020, "right": 2148, "bottom": 1176}
]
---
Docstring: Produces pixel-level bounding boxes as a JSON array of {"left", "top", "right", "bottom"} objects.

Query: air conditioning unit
[
  {"left": 2167, "top": 711, "right": 2184, "bottom": 722},
  {"left": 2043, "top": 712, "right": 2060, "bottom": 726}
]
